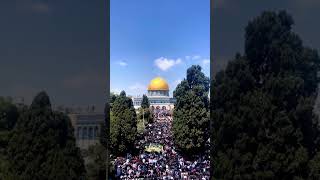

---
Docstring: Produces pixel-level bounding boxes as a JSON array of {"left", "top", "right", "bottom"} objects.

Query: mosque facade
[
  {"left": 68, "top": 113, "right": 104, "bottom": 149},
  {"left": 132, "top": 77, "right": 176, "bottom": 111}
]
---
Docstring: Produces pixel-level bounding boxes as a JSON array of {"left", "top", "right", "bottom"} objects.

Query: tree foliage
[
  {"left": 137, "top": 95, "right": 153, "bottom": 125},
  {"left": 141, "top": 94, "right": 150, "bottom": 109},
  {"left": 110, "top": 91, "right": 137, "bottom": 156},
  {"left": 172, "top": 65, "right": 210, "bottom": 156},
  {"left": 0, "top": 97, "right": 19, "bottom": 131},
  {"left": 0, "top": 97, "right": 20, "bottom": 179},
  {"left": 6, "top": 92, "right": 86, "bottom": 180},
  {"left": 0, "top": 97, "right": 19, "bottom": 152},
  {"left": 30, "top": 91, "right": 52, "bottom": 110},
  {"left": 138, "top": 107, "right": 153, "bottom": 125},
  {"left": 212, "top": 11, "right": 320, "bottom": 179},
  {"left": 84, "top": 144, "right": 107, "bottom": 180},
  {"left": 110, "top": 93, "right": 117, "bottom": 109}
]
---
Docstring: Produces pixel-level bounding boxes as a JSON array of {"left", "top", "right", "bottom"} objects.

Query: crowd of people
[{"left": 114, "top": 110, "right": 210, "bottom": 179}]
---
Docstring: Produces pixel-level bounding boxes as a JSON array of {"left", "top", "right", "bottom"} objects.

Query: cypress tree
[
  {"left": 6, "top": 91, "right": 86, "bottom": 180},
  {"left": 172, "top": 65, "right": 210, "bottom": 156},
  {"left": 0, "top": 97, "right": 19, "bottom": 179},
  {"left": 110, "top": 91, "right": 137, "bottom": 156},
  {"left": 212, "top": 11, "right": 320, "bottom": 179},
  {"left": 141, "top": 94, "right": 150, "bottom": 109}
]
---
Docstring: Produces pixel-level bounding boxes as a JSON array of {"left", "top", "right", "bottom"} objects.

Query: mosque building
[
  {"left": 132, "top": 77, "right": 176, "bottom": 111},
  {"left": 68, "top": 113, "right": 104, "bottom": 149}
]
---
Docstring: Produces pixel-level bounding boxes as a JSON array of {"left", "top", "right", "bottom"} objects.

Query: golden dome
[{"left": 148, "top": 77, "right": 169, "bottom": 91}]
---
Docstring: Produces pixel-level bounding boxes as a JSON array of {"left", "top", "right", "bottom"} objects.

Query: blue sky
[{"left": 111, "top": 0, "right": 210, "bottom": 96}]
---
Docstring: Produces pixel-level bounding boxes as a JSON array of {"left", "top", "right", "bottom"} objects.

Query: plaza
[
  {"left": 114, "top": 110, "right": 210, "bottom": 179},
  {"left": 113, "top": 76, "right": 210, "bottom": 179}
]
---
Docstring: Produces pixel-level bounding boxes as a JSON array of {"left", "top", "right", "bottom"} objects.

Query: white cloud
[
  {"left": 111, "top": 88, "right": 121, "bottom": 95},
  {"left": 129, "top": 83, "right": 145, "bottom": 91},
  {"left": 202, "top": 59, "right": 210, "bottom": 65},
  {"left": 154, "top": 57, "right": 182, "bottom": 71},
  {"left": 117, "top": 60, "right": 128, "bottom": 67},
  {"left": 192, "top": 55, "right": 201, "bottom": 60}
]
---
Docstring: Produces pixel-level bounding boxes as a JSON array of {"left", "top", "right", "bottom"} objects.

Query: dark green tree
[
  {"left": 101, "top": 102, "right": 109, "bottom": 180},
  {"left": 30, "top": 91, "right": 51, "bottom": 109},
  {"left": 110, "top": 93, "right": 117, "bottom": 109},
  {"left": 172, "top": 65, "right": 210, "bottom": 156},
  {"left": 139, "top": 108, "right": 153, "bottom": 124},
  {"left": 141, "top": 94, "right": 150, "bottom": 109},
  {"left": 110, "top": 91, "right": 137, "bottom": 156},
  {"left": 0, "top": 97, "right": 20, "bottom": 179},
  {"left": 0, "top": 97, "right": 19, "bottom": 131},
  {"left": 0, "top": 97, "right": 19, "bottom": 153},
  {"left": 6, "top": 91, "right": 86, "bottom": 180},
  {"left": 140, "top": 94, "right": 153, "bottom": 124},
  {"left": 212, "top": 11, "right": 320, "bottom": 179},
  {"left": 84, "top": 144, "right": 107, "bottom": 180}
]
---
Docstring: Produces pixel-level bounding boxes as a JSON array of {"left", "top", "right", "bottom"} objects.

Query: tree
[
  {"left": 110, "top": 93, "right": 117, "bottom": 109},
  {"left": 139, "top": 94, "right": 153, "bottom": 124},
  {"left": 6, "top": 91, "right": 86, "bottom": 180},
  {"left": 0, "top": 97, "right": 20, "bottom": 179},
  {"left": 84, "top": 144, "right": 107, "bottom": 180},
  {"left": 30, "top": 91, "right": 51, "bottom": 109},
  {"left": 145, "top": 108, "right": 151, "bottom": 124},
  {"left": 141, "top": 94, "right": 150, "bottom": 109},
  {"left": 0, "top": 97, "right": 19, "bottom": 132},
  {"left": 137, "top": 107, "right": 153, "bottom": 124},
  {"left": 110, "top": 91, "right": 137, "bottom": 156},
  {"left": 101, "top": 102, "right": 109, "bottom": 180},
  {"left": 212, "top": 11, "right": 320, "bottom": 179},
  {"left": 172, "top": 65, "right": 210, "bottom": 156}
]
